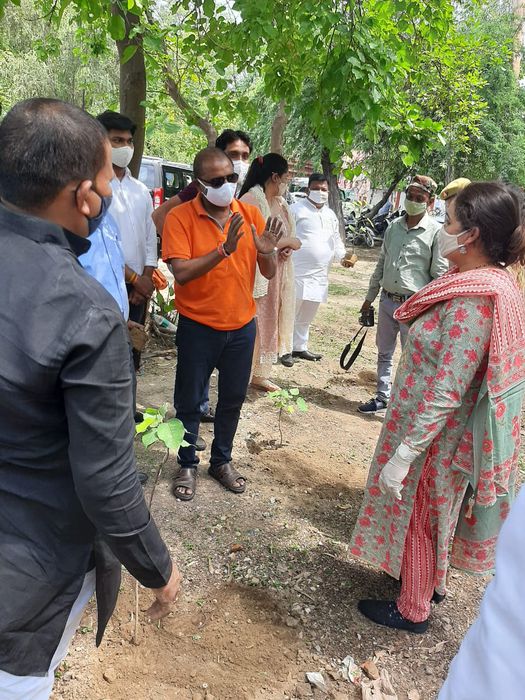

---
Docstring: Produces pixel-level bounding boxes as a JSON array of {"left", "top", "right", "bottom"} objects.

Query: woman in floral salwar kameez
[{"left": 350, "top": 182, "right": 525, "bottom": 633}]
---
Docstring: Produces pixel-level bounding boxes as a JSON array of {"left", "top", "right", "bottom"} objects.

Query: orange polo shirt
[{"left": 162, "top": 194, "right": 266, "bottom": 331}]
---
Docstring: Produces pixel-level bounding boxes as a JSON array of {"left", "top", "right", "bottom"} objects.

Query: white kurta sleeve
[
  {"left": 331, "top": 212, "right": 346, "bottom": 261},
  {"left": 144, "top": 192, "right": 158, "bottom": 268}
]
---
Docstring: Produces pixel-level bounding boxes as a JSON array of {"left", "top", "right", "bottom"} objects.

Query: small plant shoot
[
  {"left": 268, "top": 388, "right": 308, "bottom": 447},
  {"left": 154, "top": 284, "right": 176, "bottom": 319},
  {"left": 131, "top": 403, "right": 187, "bottom": 644}
]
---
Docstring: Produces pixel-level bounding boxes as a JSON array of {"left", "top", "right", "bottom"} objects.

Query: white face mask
[
  {"left": 278, "top": 181, "right": 288, "bottom": 197},
  {"left": 198, "top": 180, "right": 237, "bottom": 207},
  {"left": 309, "top": 189, "right": 329, "bottom": 205},
  {"left": 232, "top": 160, "right": 249, "bottom": 186},
  {"left": 438, "top": 225, "right": 470, "bottom": 258},
  {"left": 111, "top": 145, "right": 134, "bottom": 169},
  {"left": 404, "top": 199, "right": 427, "bottom": 216}
]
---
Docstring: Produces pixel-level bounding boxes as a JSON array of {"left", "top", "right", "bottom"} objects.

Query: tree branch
[
  {"left": 165, "top": 75, "right": 217, "bottom": 145},
  {"left": 366, "top": 168, "right": 408, "bottom": 219}
]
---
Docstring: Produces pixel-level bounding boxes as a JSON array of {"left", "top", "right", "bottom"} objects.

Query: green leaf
[
  {"left": 142, "top": 429, "right": 158, "bottom": 448},
  {"left": 136, "top": 416, "right": 156, "bottom": 434},
  {"left": 121, "top": 44, "right": 138, "bottom": 65},
  {"left": 296, "top": 397, "right": 308, "bottom": 412},
  {"left": 108, "top": 14, "right": 126, "bottom": 41},
  {"left": 289, "top": 388, "right": 299, "bottom": 396},
  {"left": 156, "top": 419, "right": 186, "bottom": 451}
]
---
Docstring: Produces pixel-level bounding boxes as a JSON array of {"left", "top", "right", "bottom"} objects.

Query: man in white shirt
[
  {"left": 439, "top": 486, "right": 525, "bottom": 700},
  {"left": 289, "top": 173, "right": 349, "bottom": 362},
  {"left": 96, "top": 111, "right": 158, "bottom": 382}
]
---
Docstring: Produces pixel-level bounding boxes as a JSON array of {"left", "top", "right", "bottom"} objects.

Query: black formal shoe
[
  {"left": 292, "top": 350, "right": 323, "bottom": 361},
  {"left": 200, "top": 407, "right": 215, "bottom": 423},
  {"left": 358, "top": 600, "right": 428, "bottom": 634},
  {"left": 280, "top": 353, "right": 295, "bottom": 367},
  {"left": 134, "top": 411, "right": 144, "bottom": 423},
  {"left": 195, "top": 435, "right": 206, "bottom": 451},
  {"left": 137, "top": 471, "right": 149, "bottom": 485}
]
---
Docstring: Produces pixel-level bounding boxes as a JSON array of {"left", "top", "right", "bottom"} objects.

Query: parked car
[{"left": 138, "top": 155, "right": 193, "bottom": 209}]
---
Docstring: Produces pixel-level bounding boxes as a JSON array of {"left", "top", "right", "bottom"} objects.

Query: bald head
[{"left": 193, "top": 147, "right": 232, "bottom": 181}]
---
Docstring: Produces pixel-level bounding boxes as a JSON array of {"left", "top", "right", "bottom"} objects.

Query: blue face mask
[{"left": 87, "top": 192, "right": 112, "bottom": 235}]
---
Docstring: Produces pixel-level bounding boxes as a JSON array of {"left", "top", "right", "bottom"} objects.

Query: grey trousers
[{"left": 375, "top": 292, "right": 409, "bottom": 402}]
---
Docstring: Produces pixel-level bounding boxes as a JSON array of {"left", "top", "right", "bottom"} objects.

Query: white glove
[{"left": 378, "top": 443, "right": 419, "bottom": 500}]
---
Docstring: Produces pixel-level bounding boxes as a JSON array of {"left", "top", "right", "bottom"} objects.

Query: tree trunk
[
  {"left": 321, "top": 147, "right": 345, "bottom": 240},
  {"left": 367, "top": 168, "right": 408, "bottom": 219},
  {"left": 166, "top": 76, "right": 217, "bottom": 146},
  {"left": 270, "top": 101, "right": 287, "bottom": 154},
  {"left": 513, "top": 0, "right": 525, "bottom": 78},
  {"left": 113, "top": 4, "right": 146, "bottom": 178}
]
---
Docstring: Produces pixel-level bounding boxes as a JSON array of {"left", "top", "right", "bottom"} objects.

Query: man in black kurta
[{"left": 0, "top": 98, "right": 180, "bottom": 698}]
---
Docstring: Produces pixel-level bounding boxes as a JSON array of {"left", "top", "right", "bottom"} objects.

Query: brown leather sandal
[
  {"left": 171, "top": 467, "right": 197, "bottom": 501},
  {"left": 208, "top": 463, "right": 246, "bottom": 494}
]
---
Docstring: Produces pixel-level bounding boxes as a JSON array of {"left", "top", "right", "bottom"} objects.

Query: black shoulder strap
[{"left": 339, "top": 327, "right": 368, "bottom": 371}]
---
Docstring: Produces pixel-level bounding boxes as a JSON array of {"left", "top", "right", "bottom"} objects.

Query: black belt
[{"left": 384, "top": 291, "right": 412, "bottom": 303}]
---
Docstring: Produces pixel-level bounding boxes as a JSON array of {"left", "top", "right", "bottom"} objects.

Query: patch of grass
[{"left": 328, "top": 282, "right": 350, "bottom": 296}]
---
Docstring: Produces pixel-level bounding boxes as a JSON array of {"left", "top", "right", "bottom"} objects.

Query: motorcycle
[
  {"left": 369, "top": 209, "right": 401, "bottom": 246},
  {"left": 345, "top": 209, "right": 376, "bottom": 248}
]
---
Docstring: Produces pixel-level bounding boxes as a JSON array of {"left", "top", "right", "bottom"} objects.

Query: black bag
[{"left": 339, "top": 306, "right": 374, "bottom": 371}]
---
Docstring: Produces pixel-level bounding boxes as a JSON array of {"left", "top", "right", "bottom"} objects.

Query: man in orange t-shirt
[{"left": 162, "top": 147, "right": 283, "bottom": 501}]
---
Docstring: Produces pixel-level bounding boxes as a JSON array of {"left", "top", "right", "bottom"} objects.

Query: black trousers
[
  {"left": 126, "top": 283, "right": 147, "bottom": 371},
  {"left": 174, "top": 315, "right": 256, "bottom": 469}
]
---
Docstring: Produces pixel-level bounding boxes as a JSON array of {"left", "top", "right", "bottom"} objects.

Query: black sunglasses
[{"left": 200, "top": 172, "right": 239, "bottom": 189}]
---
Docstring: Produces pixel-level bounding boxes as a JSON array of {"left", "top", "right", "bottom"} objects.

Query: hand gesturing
[
  {"left": 251, "top": 216, "right": 284, "bottom": 255},
  {"left": 224, "top": 213, "right": 245, "bottom": 255}
]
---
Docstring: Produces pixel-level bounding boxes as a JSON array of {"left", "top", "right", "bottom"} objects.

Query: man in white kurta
[{"left": 290, "top": 174, "right": 346, "bottom": 361}]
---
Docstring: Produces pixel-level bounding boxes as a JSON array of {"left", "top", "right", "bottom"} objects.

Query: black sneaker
[
  {"left": 358, "top": 600, "right": 428, "bottom": 634},
  {"left": 280, "top": 353, "right": 295, "bottom": 367},
  {"left": 134, "top": 411, "right": 144, "bottom": 423},
  {"left": 357, "top": 398, "right": 387, "bottom": 414},
  {"left": 137, "top": 471, "right": 149, "bottom": 485}
]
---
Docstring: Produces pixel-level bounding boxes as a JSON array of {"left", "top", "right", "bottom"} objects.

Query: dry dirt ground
[{"left": 53, "top": 249, "right": 492, "bottom": 700}]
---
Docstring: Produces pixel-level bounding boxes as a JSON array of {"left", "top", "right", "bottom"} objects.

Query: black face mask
[{"left": 87, "top": 192, "right": 112, "bottom": 236}]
